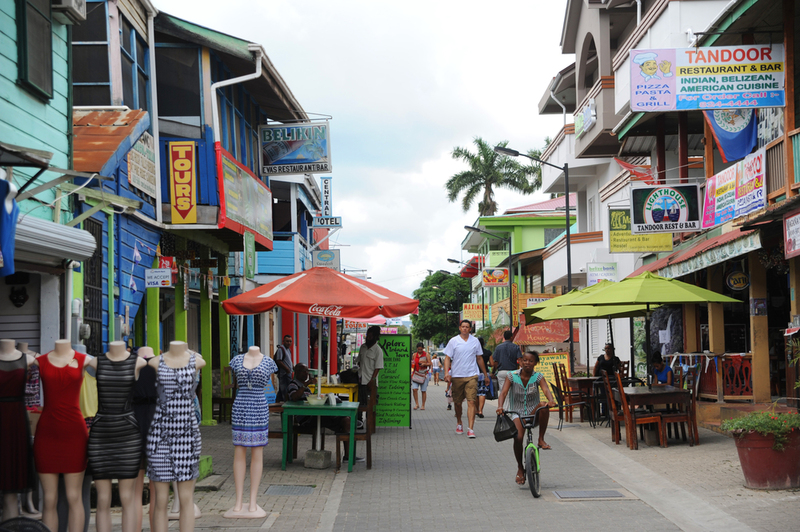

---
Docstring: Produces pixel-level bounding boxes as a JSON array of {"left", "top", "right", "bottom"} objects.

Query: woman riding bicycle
[{"left": 496, "top": 351, "right": 556, "bottom": 486}]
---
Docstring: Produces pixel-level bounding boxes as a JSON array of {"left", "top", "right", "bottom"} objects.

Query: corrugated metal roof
[
  {"left": 627, "top": 228, "right": 755, "bottom": 278},
  {"left": 73, "top": 109, "right": 150, "bottom": 175},
  {"left": 505, "top": 193, "right": 577, "bottom": 213}
]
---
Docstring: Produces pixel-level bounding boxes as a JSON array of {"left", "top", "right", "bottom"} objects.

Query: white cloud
[{"left": 154, "top": 0, "right": 571, "bottom": 297}]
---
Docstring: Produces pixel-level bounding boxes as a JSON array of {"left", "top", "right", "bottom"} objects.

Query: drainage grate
[
  {"left": 264, "top": 484, "right": 316, "bottom": 496},
  {"left": 554, "top": 490, "right": 626, "bottom": 500}
]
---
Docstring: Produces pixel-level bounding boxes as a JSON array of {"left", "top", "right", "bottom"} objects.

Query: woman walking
[{"left": 410, "top": 343, "right": 430, "bottom": 410}]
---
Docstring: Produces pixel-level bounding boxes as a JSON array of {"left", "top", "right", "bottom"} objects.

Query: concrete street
[{"left": 97, "top": 388, "right": 798, "bottom": 531}]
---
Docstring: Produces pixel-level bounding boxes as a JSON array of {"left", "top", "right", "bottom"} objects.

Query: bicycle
[{"left": 505, "top": 404, "right": 549, "bottom": 498}]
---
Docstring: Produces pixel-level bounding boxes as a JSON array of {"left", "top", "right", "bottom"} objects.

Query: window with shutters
[
  {"left": 83, "top": 218, "right": 104, "bottom": 357},
  {"left": 72, "top": 1, "right": 110, "bottom": 106},
  {"left": 16, "top": 0, "right": 53, "bottom": 99}
]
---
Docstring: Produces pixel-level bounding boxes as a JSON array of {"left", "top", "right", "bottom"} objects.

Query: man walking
[
  {"left": 491, "top": 329, "right": 521, "bottom": 409},
  {"left": 274, "top": 335, "right": 294, "bottom": 402},
  {"left": 443, "top": 320, "right": 490, "bottom": 438}
]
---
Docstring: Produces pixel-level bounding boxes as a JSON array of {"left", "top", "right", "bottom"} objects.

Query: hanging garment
[{"left": 0, "top": 354, "right": 35, "bottom": 491}]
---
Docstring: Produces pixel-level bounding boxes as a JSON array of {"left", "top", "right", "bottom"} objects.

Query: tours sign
[
  {"left": 629, "top": 185, "right": 702, "bottom": 234},
  {"left": 259, "top": 121, "right": 332, "bottom": 176},
  {"left": 630, "top": 45, "right": 785, "bottom": 111},
  {"left": 609, "top": 209, "right": 673, "bottom": 252},
  {"left": 168, "top": 141, "right": 197, "bottom": 224}
]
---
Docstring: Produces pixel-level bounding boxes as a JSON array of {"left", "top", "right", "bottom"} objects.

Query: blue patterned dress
[{"left": 230, "top": 354, "right": 277, "bottom": 447}]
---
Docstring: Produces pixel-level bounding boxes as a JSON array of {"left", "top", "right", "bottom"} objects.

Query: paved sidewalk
[{"left": 92, "top": 386, "right": 799, "bottom": 531}]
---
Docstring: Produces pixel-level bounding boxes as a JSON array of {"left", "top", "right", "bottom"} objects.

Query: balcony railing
[
  {"left": 791, "top": 128, "right": 800, "bottom": 186},
  {"left": 766, "top": 137, "right": 786, "bottom": 198},
  {"left": 698, "top": 354, "right": 753, "bottom": 402}
]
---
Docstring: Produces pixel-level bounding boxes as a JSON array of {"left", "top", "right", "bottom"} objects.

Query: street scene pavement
[{"left": 97, "top": 389, "right": 798, "bottom": 532}]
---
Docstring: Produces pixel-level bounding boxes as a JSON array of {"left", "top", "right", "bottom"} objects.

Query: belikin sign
[
  {"left": 629, "top": 185, "right": 702, "bottom": 234},
  {"left": 259, "top": 121, "right": 332, "bottom": 176}
]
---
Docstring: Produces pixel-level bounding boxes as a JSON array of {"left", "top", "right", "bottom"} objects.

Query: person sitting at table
[
  {"left": 651, "top": 352, "right": 674, "bottom": 386},
  {"left": 496, "top": 352, "right": 556, "bottom": 486},
  {"left": 593, "top": 343, "right": 621, "bottom": 377},
  {"left": 287, "top": 365, "right": 364, "bottom": 462}
]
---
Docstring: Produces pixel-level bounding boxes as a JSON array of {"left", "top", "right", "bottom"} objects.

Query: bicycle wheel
[{"left": 526, "top": 444, "right": 541, "bottom": 498}]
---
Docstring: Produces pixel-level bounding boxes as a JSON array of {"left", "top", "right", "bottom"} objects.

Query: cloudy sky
[{"left": 157, "top": 0, "right": 572, "bottom": 297}]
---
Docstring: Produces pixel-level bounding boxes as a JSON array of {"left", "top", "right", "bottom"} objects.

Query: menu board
[
  {"left": 220, "top": 152, "right": 273, "bottom": 241},
  {"left": 376, "top": 334, "right": 411, "bottom": 428},
  {"left": 537, "top": 352, "right": 571, "bottom": 387}
]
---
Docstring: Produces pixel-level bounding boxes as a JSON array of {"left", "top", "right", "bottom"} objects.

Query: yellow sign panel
[
  {"left": 537, "top": 352, "right": 571, "bottom": 387},
  {"left": 609, "top": 209, "right": 672, "bottom": 252},
  {"left": 168, "top": 141, "right": 197, "bottom": 224},
  {"left": 462, "top": 303, "right": 488, "bottom": 321}
]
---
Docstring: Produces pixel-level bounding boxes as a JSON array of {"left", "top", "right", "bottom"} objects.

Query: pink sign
[{"left": 630, "top": 49, "right": 677, "bottom": 111}]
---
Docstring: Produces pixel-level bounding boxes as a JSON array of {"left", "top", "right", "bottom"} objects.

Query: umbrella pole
[
  {"left": 327, "top": 317, "right": 332, "bottom": 384},
  {"left": 608, "top": 316, "right": 614, "bottom": 348}
]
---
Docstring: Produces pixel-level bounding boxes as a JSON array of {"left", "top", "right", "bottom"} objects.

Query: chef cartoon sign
[{"left": 631, "top": 49, "right": 677, "bottom": 111}]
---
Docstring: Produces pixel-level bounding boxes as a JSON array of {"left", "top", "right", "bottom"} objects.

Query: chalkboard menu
[
  {"left": 376, "top": 335, "right": 411, "bottom": 427},
  {"left": 538, "top": 352, "right": 570, "bottom": 386}
]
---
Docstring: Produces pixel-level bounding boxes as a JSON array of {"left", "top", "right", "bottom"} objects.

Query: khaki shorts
[{"left": 451, "top": 376, "right": 479, "bottom": 404}]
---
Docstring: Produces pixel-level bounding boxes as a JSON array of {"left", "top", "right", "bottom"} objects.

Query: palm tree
[{"left": 445, "top": 138, "right": 542, "bottom": 216}]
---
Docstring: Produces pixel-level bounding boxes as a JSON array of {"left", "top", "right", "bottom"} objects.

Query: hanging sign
[
  {"left": 259, "top": 121, "right": 332, "bottom": 176},
  {"left": 783, "top": 207, "right": 800, "bottom": 259},
  {"left": 312, "top": 176, "right": 342, "bottom": 228},
  {"left": 726, "top": 271, "right": 750, "bottom": 291},
  {"left": 462, "top": 303, "right": 488, "bottom": 321},
  {"left": 217, "top": 145, "right": 273, "bottom": 248},
  {"left": 701, "top": 148, "right": 766, "bottom": 229},
  {"left": 145, "top": 268, "right": 172, "bottom": 288},
  {"left": 629, "top": 184, "right": 702, "bottom": 234},
  {"left": 587, "top": 263, "right": 617, "bottom": 286},
  {"left": 168, "top": 141, "right": 197, "bottom": 224},
  {"left": 630, "top": 45, "right": 785, "bottom": 112},
  {"left": 312, "top": 249, "right": 340, "bottom": 270},
  {"left": 128, "top": 132, "right": 156, "bottom": 198},
  {"left": 609, "top": 209, "right": 673, "bottom": 252},
  {"left": 482, "top": 268, "right": 509, "bottom": 287},
  {"left": 244, "top": 232, "right": 256, "bottom": 280}
]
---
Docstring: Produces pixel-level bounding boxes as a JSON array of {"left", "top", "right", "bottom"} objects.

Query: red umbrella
[{"left": 221, "top": 267, "right": 419, "bottom": 318}]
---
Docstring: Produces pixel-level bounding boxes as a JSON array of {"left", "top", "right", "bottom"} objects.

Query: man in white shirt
[{"left": 443, "top": 320, "right": 490, "bottom": 438}]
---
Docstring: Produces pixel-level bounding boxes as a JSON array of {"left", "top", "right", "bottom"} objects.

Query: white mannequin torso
[
  {"left": 0, "top": 338, "right": 33, "bottom": 365},
  {"left": 34, "top": 339, "right": 87, "bottom": 369},
  {"left": 242, "top": 346, "right": 264, "bottom": 370},
  {"left": 86, "top": 341, "right": 147, "bottom": 379},
  {"left": 149, "top": 341, "right": 206, "bottom": 374}
]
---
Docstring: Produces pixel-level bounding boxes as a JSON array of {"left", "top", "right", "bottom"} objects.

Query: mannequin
[
  {"left": 0, "top": 339, "right": 36, "bottom": 519},
  {"left": 85, "top": 341, "right": 147, "bottom": 532},
  {"left": 132, "top": 346, "right": 156, "bottom": 532},
  {"left": 224, "top": 346, "right": 277, "bottom": 518},
  {"left": 33, "top": 339, "right": 90, "bottom": 532},
  {"left": 147, "top": 341, "right": 205, "bottom": 532}
]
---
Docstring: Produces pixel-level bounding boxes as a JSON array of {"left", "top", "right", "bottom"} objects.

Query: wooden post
[
  {"left": 146, "top": 256, "right": 160, "bottom": 352},
  {"left": 174, "top": 238, "right": 188, "bottom": 343},
  {"left": 749, "top": 253, "right": 770, "bottom": 402},
  {"left": 656, "top": 115, "right": 666, "bottom": 184},
  {"left": 218, "top": 255, "right": 231, "bottom": 396},
  {"left": 200, "top": 250, "right": 215, "bottom": 426},
  {"left": 704, "top": 119, "right": 715, "bottom": 179},
  {"left": 678, "top": 112, "right": 689, "bottom": 183},
  {"left": 785, "top": 0, "right": 796, "bottom": 195},
  {"left": 707, "top": 267, "right": 726, "bottom": 402},
  {"left": 684, "top": 304, "right": 699, "bottom": 353}
]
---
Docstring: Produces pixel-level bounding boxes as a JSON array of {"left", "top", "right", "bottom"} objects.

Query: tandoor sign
[
  {"left": 609, "top": 209, "right": 673, "bottom": 252},
  {"left": 168, "top": 141, "right": 197, "bottom": 224}
]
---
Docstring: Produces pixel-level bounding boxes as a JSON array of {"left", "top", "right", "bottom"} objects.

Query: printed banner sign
[
  {"left": 587, "top": 263, "right": 617, "bottom": 286},
  {"left": 312, "top": 249, "right": 340, "bottom": 270},
  {"left": 168, "top": 141, "right": 197, "bottom": 224},
  {"left": 376, "top": 335, "right": 411, "bottom": 428},
  {"left": 701, "top": 148, "right": 765, "bottom": 229},
  {"left": 462, "top": 303, "right": 488, "bottom": 321},
  {"left": 630, "top": 185, "right": 702, "bottom": 234},
  {"left": 482, "top": 268, "right": 509, "bottom": 287},
  {"left": 784, "top": 207, "right": 800, "bottom": 259},
  {"left": 217, "top": 145, "right": 273, "bottom": 248},
  {"left": 259, "top": 121, "right": 332, "bottom": 176},
  {"left": 145, "top": 268, "right": 172, "bottom": 288},
  {"left": 609, "top": 209, "right": 673, "bottom": 252},
  {"left": 128, "top": 132, "right": 156, "bottom": 198},
  {"left": 244, "top": 232, "right": 256, "bottom": 280},
  {"left": 630, "top": 45, "right": 785, "bottom": 111},
  {"left": 537, "top": 353, "right": 570, "bottom": 389}
]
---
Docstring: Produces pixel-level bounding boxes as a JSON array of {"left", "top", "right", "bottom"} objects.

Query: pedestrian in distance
[
  {"left": 273, "top": 335, "right": 294, "bottom": 402},
  {"left": 477, "top": 337, "right": 492, "bottom": 418},
  {"left": 492, "top": 329, "right": 522, "bottom": 410},
  {"left": 431, "top": 352, "right": 441, "bottom": 386},
  {"left": 496, "top": 351, "right": 556, "bottom": 485},
  {"left": 410, "top": 342, "right": 431, "bottom": 410},
  {"left": 443, "top": 320, "right": 490, "bottom": 438}
]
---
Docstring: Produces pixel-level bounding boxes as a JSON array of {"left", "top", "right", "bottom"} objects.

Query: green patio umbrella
[{"left": 565, "top": 271, "right": 740, "bottom": 385}]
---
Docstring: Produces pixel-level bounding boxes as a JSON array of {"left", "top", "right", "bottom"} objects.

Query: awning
[
  {"left": 458, "top": 256, "right": 484, "bottom": 278},
  {"left": 628, "top": 229, "right": 760, "bottom": 280},
  {"left": 507, "top": 319, "right": 580, "bottom": 346},
  {"left": 15, "top": 216, "right": 97, "bottom": 266}
]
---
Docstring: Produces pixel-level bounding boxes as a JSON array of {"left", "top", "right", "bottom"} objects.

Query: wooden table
[
  {"left": 308, "top": 383, "right": 359, "bottom": 402},
  {"left": 613, "top": 386, "right": 692, "bottom": 445},
  {"left": 567, "top": 377, "right": 600, "bottom": 396},
  {"left": 281, "top": 400, "right": 360, "bottom": 472}
]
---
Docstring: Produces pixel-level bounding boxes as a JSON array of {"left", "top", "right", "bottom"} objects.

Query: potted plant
[{"left": 721, "top": 411, "right": 800, "bottom": 489}]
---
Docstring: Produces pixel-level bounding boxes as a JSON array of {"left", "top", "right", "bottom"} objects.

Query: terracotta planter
[{"left": 732, "top": 429, "right": 800, "bottom": 489}]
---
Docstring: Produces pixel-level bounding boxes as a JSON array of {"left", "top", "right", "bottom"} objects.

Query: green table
[{"left": 281, "top": 400, "right": 360, "bottom": 472}]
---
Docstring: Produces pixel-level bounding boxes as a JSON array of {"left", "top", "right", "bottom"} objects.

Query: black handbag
[{"left": 493, "top": 413, "right": 518, "bottom": 442}]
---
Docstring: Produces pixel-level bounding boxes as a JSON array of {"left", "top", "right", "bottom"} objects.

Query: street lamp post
[
  {"left": 464, "top": 226, "right": 514, "bottom": 332},
  {"left": 493, "top": 145, "right": 573, "bottom": 365}
]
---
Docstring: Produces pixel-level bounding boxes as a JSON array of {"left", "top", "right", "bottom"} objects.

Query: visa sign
[
  {"left": 145, "top": 268, "right": 173, "bottom": 288},
  {"left": 169, "top": 141, "right": 197, "bottom": 224}
]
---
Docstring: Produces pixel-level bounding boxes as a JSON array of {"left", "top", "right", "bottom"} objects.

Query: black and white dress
[
  {"left": 146, "top": 354, "right": 201, "bottom": 482},
  {"left": 87, "top": 353, "right": 142, "bottom": 479}
]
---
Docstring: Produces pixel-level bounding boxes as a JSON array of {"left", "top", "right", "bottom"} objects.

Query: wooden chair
[
  {"left": 557, "top": 363, "right": 592, "bottom": 423},
  {"left": 213, "top": 366, "right": 236, "bottom": 423},
  {"left": 550, "top": 380, "right": 594, "bottom": 430},
  {"left": 619, "top": 360, "right": 630, "bottom": 379},
  {"left": 335, "top": 382, "right": 376, "bottom": 470},
  {"left": 687, "top": 372, "right": 701, "bottom": 445},
  {"left": 614, "top": 372, "right": 666, "bottom": 450},
  {"left": 600, "top": 370, "right": 626, "bottom": 445}
]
